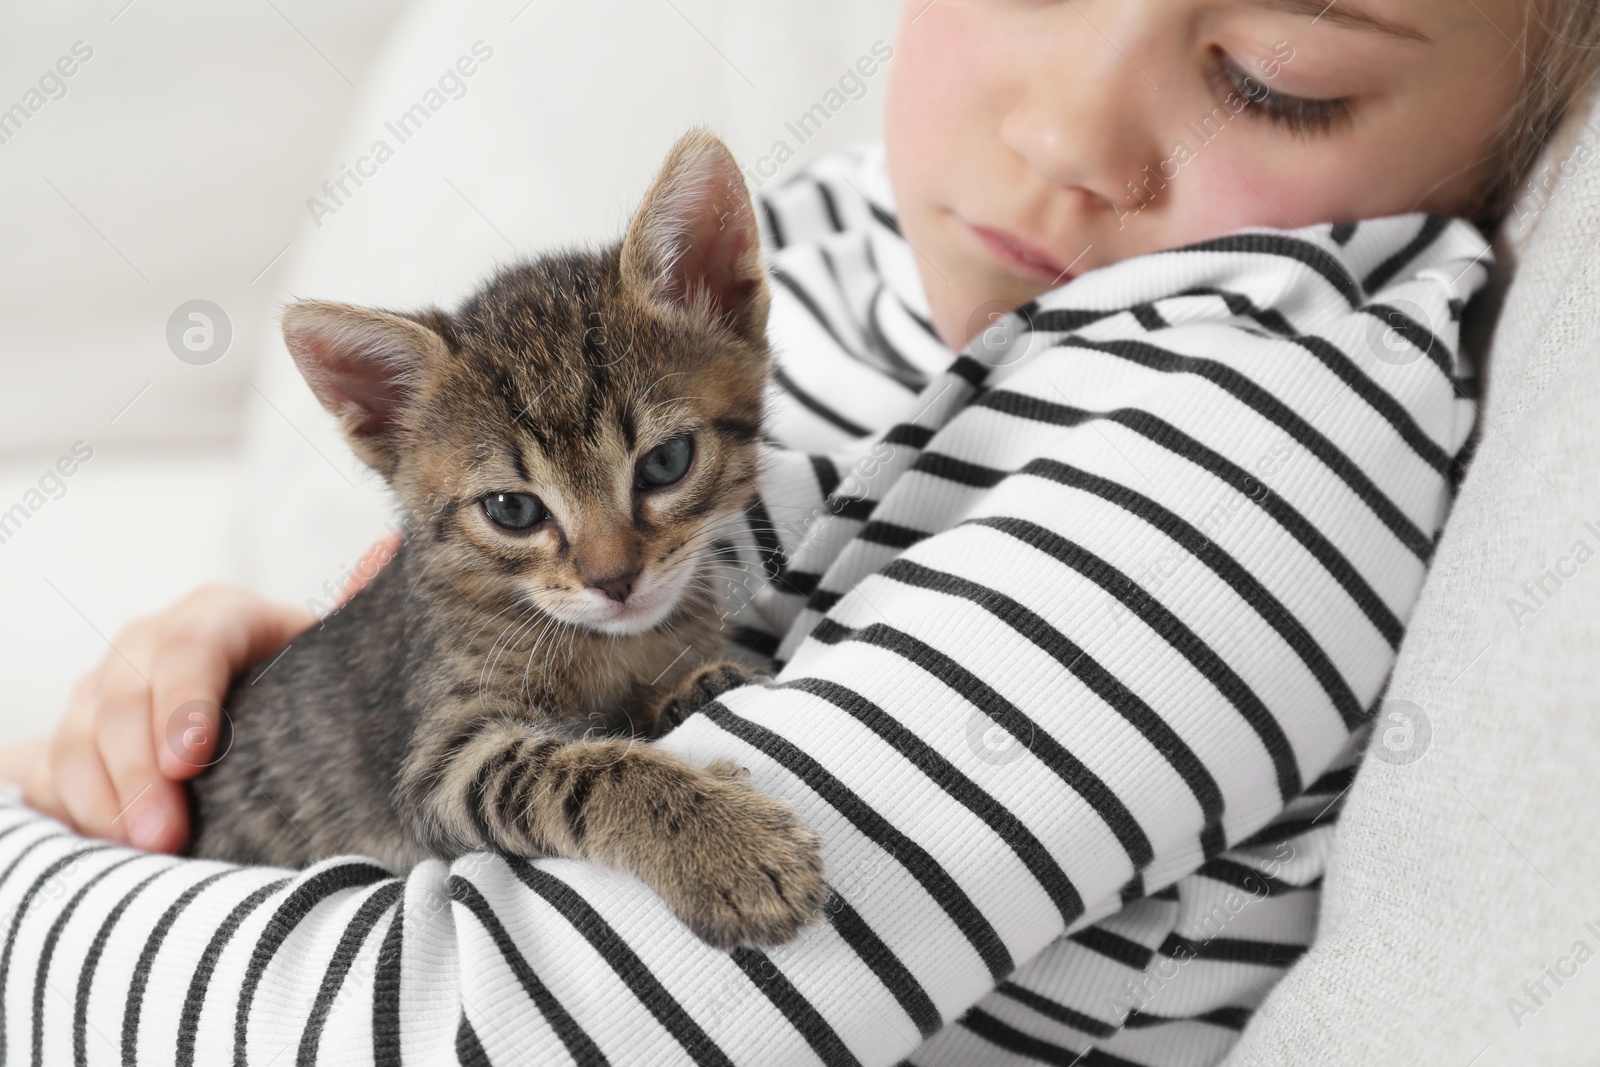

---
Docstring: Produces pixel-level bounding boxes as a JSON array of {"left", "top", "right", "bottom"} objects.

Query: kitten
[{"left": 186, "top": 130, "right": 828, "bottom": 950}]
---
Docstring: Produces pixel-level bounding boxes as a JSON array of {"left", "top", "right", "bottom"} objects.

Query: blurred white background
[
  {"left": 0, "top": 0, "right": 899, "bottom": 745},
  {"left": 0, "top": 0, "right": 413, "bottom": 746}
]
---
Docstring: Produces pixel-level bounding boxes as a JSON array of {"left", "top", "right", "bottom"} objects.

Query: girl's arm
[{"left": 0, "top": 207, "right": 1490, "bottom": 1065}]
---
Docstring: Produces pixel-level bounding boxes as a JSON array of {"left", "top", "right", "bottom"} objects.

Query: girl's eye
[
  {"left": 481, "top": 492, "right": 548, "bottom": 532},
  {"left": 1217, "top": 53, "right": 1351, "bottom": 136},
  {"left": 637, "top": 435, "right": 695, "bottom": 488}
]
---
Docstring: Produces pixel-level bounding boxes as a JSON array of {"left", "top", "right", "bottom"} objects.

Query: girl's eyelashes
[{"left": 1215, "top": 52, "right": 1352, "bottom": 137}]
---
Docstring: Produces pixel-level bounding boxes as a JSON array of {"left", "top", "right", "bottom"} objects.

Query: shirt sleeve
[{"left": 0, "top": 203, "right": 1491, "bottom": 1066}]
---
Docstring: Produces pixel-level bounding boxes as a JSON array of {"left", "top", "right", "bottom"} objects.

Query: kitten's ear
[
  {"left": 280, "top": 300, "right": 449, "bottom": 477},
  {"left": 620, "top": 128, "right": 769, "bottom": 347}
]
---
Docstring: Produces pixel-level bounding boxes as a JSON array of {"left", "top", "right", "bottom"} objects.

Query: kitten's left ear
[{"left": 620, "top": 128, "right": 770, "bottom": 347}]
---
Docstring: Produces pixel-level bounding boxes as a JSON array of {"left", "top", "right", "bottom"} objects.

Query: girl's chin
[{"left": 928, "top": 277, "right": 1054, "bottom": 350}]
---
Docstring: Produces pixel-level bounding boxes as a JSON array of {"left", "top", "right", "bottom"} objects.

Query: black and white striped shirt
[{"left": 0, "top": 144, "right": 1489, "bottom": 1067}]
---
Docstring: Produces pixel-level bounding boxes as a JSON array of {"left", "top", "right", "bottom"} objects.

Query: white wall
[
  {"left": 0, "top": 0, "right": 413, "bottom": 452},
  {"left": 0, "top": 0, "right": 411, "bottom": 742}
]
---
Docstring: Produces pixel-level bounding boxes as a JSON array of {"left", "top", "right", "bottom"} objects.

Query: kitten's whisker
[
  {"left": 530, "top": 620, "right": 578, "bottom": 686},
  {"left": 482, "top": 600, "right": 551, "bottom": 698},
  {"left": 462, "top": 596, "right": 536, "bottom": 650},
  {"left": 740, "top": 502, "right": 850, "bottom": 513},
  {"left": 520, "top": 622, "right": 558, "bottom": 684},
  {"left": 477, "top": 607, "right": 530, "bottom": 694},
  {"left": 642, "top": 394, "right": 710, "bottom": 410},
  {"left": 479, "top": 604, "right": 543, "bottom": 702},
  {"left": 521, "top": 612, "right": 566, "bottom": 697},
  {"left": 642, "top": 369, "right": 691, "bottom": 390},
  {"left": 448, "top": 577, "right": 540, "bottom": 641}
]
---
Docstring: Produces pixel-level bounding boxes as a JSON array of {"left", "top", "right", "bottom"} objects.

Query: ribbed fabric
[{"left": 0, "top": 145, "right": 1489, "bottom": 1067}]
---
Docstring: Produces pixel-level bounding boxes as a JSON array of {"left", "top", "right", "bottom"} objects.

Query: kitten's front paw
[
  {"left": 653, "top": 660, "right": 770, "bottom": 736},
  {"left": 654, "top": 759, "right": 826, "bottom": 950}
]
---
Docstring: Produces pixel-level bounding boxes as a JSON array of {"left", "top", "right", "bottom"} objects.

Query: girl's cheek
[
  {"left": 1168, "top": 149, "right": 1362, "bottom": 240},
  {"left": 886, "top": 37, "right": 948, "bottom": 179},
  {"left": 889, "top": 12, "right": 989, "bottom": 143},
  {"left": 888, "top": 12, "right": 1008, "bottom": 231}
]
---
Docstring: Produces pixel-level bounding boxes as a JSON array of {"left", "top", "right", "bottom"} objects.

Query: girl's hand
[
  {"left": 21, "top": 533, "right": 402, "bottom": 853},
  {"left": 35, "top": 585, "right": 315, "bottom": 853}
]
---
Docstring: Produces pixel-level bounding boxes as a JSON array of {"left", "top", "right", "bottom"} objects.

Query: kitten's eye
[
  {"left": 481, "top": 492, "right": 547, "bottom": 532},
  {"left": 637, "top": 435, "right": 695, "bottom": 488}
]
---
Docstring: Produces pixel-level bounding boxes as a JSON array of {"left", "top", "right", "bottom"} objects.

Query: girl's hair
[{"left": 1472, "top": 2, "right": 1600, "bottom": 225}]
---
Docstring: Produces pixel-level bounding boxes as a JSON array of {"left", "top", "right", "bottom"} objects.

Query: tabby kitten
[{"left": 186, "top": 130, "right": 827, "bottom": 950}]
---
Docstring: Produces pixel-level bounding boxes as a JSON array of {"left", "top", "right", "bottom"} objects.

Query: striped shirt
[{"left": 0, "top": 144, "right": 1490, "bottom": 1067}]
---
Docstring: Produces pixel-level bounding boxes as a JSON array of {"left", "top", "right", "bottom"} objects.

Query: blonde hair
[{"left": 1470, "top": 2, "right": 1600, "bottom": 225}]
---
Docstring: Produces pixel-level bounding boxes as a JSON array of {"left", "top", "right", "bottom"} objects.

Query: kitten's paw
[
  {"left": 654, "top": 660, "right": 769, "bottom": 736},
  {"left": 656, "top": 760, "right": 826, "bottom": 950},
  {"left": 706, "top": 759, "right": 751, "bottom": 780},
  {"left": 692, "top": 663, "right": 772, "bottom": 700}
]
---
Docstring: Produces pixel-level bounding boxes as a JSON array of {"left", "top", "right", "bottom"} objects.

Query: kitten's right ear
[{"left": 280, "top": 300, "right": 448, "bottom": 477}]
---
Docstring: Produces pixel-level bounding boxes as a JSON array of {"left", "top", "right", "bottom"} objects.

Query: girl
[{"left": 2, "top": 1, "right": 1595, "bottom": 1064}]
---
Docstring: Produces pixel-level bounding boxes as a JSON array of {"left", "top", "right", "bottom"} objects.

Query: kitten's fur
[{"left": 186, "top": 131, "right": 827, "bottom": 950}]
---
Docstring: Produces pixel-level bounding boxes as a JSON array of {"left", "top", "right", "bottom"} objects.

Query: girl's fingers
[
  {"left": 149, "top": 642, "right": 232, "bottom": 781},
  {"left": 21, "top": 756, "right": 72, "bottom": 826},
  {"left": 89, "top": 639, "right": 174, "bottom": 840},
  {"left": 93, "top": 672, "right": 189, "bottom": 852},
  {"left": 48, "top": 719, "right": 124, "bottom": 843},
  {"left": 43, "top": 671, "right": 111, "bottom": 834},
  {"left": 4, "top": 735, "right": 70, "bottom": 824},
  {"left": 0, "top": 733, "right": 47, "bottom": 787},
  {"left": 149, "top": 587, "right": 314, "bottom": 780},
  {"left": 131, "top": 590, "right": 317, "bottom": 853}
]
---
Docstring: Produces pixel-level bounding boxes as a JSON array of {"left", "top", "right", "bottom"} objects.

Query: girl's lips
[{"left": 965, "top": 220, "right": 1076, "bottom": 284}]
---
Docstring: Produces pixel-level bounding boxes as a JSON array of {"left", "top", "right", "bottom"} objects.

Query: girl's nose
[{"left": 998, "top": 14, "right": 1165, "bottom": 211}]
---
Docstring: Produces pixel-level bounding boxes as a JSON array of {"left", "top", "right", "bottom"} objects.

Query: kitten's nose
[{"left": 585, "top": 564, "right": 642, "bottom": 603}]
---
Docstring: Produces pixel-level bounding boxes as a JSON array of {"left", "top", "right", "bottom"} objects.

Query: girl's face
[{"left": 885, "top": 0, "right": 1530, "bottom": 349}]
